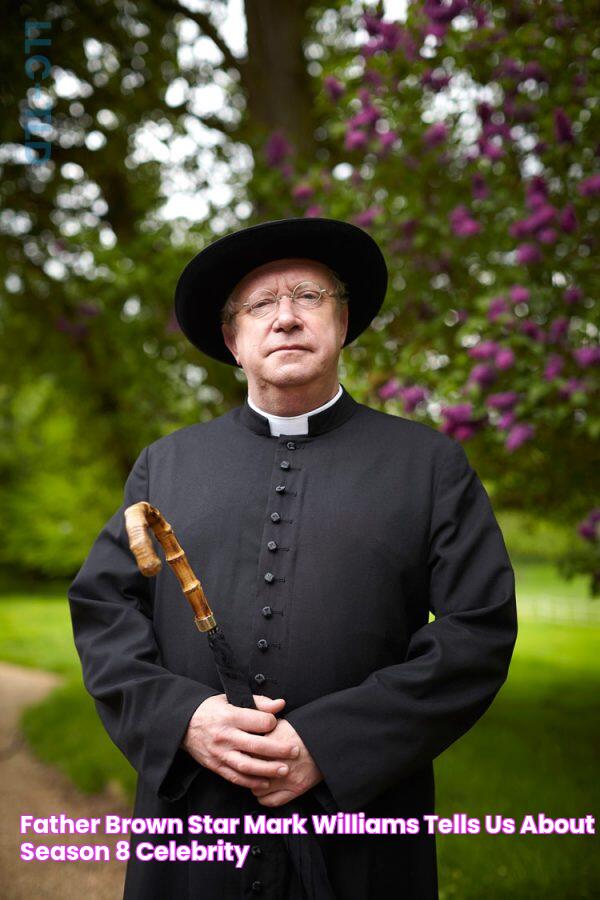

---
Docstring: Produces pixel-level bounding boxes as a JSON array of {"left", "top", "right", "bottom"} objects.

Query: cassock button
[
  {"left": 264, "top": 572, "right": 274, "bottom": 583},
  {"left": 257, "top": 639, "right": 268, "bottom": 651},
  {"left": 261, "top": 606, "right": 272, "bottom": 618},
  {"left": 267, "top": 540, "right": 278, "bottom": 551},
  {"left": 250, "top": 845, "right": 262, "bottom": 857},
  {"left": 251, "top": 881, "right": 263, "bottom": 893},
  {"left": 254, "top": 674, "right": 265, "bottom": 685},
  {"left": 286, "top": 441, "right": 296, "bottom": 450},
  {"left": 280, "top": 460, "right": 290, "bottom": 470},
  {"left": 275, "top": 484, "right": 286, "bottom": 494},
  {"left": 270, "top": 512, "right": 281, "bottom": 523}
]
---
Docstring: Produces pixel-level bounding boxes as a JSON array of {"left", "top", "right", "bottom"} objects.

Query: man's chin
[{"left": 262, "top": 359, "right": 316, "bottom": 385}]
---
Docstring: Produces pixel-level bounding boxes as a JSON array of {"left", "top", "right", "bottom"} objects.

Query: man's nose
[{"left": 272, "top": 295, "right": 303, "bottom": 329}]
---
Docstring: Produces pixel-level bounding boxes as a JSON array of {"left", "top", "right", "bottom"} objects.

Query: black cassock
[{"left": 68, "top": 385, "right": 517, "bottom": 899}]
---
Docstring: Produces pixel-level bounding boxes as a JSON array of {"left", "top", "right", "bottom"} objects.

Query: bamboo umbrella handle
[{"left": 124, "top": 501, "right": 216, "bottom": 632}]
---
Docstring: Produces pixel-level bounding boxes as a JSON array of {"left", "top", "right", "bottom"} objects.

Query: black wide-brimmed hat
[{"left": 174, "top": 216, "right": 388, "bottom": 366}]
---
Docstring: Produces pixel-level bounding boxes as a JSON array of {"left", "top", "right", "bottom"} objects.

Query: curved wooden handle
[
  {"left": 124, "top": 502, "right": 162, "bottom": 576},
  {"left": 124, "top": 501, "right": 216, "bottom": 632}
]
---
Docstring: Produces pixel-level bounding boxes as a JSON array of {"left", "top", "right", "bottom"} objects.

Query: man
[{"left": 68, "top": 216, "right": 518, "bottom": 900}]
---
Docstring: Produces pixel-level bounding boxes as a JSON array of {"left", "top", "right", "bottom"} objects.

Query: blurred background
[{"left": 0, "top": 1, "right": 598, "bottom": 897}]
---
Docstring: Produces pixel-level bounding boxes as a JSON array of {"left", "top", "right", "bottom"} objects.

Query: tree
[
  {"left": 247, "top": 0, "right": 600, "bottom": 592},
  {"left": 1, "top": 0, "right": 597, "bottom": 588}
]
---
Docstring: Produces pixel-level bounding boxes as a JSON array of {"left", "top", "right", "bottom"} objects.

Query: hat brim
[{"left": 174, "top": 216, "right": 388, "bottom": 366}]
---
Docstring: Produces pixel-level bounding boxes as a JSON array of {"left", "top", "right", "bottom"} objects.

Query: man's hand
[
  {"left": 251, "top": 718, "right": 323, "bottom": 807},
  {"left": 181, "top": 694, "right": 300, "bottom": 791}
]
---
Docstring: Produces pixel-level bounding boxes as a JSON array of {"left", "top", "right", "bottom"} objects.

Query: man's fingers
[
  {"left": 225, "top": 705, "right": 280, "bottom": 734},
  {"left": 215, "top": 763, "right": 272, "bottom": 791},
  {"left": 256, "top": 790, "right": 296, "bottom": 807},
  {"left": 223, "top": 750, "right": 290, "bottom": 779},
  {"left": 234, "top": 731, "right": 300, "bottom": 760},
  {"left": 253, "top": 695, "right": 285, "bottom": 712}
]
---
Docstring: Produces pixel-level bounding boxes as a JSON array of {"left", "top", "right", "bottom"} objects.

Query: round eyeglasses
[{"left": 234, "top": 281, "right": 338, "bottom": 319}]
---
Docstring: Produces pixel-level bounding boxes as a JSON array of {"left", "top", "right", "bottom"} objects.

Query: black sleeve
[
  {"left": 67, "top": 446, "right": 221, "bottom": 801},
  {"left": 287, "top": 438, "right": 518, "bottom": 812}
]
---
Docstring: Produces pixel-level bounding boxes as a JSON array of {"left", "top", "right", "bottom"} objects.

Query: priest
[{"left": 68, "top": 216, "right": 518, "bottom": 899}]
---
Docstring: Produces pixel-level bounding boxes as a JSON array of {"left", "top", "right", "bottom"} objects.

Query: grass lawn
[{"left": 0, "top": 563, "right": 598, "bottom": 897}]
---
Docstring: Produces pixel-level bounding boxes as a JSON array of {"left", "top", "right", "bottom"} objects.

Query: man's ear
[
  {"left": 222, "top": 322, "right": 240, "bottom": 365},
  {"left": 339, "top": 303, "right": 349, "bottom": 347}
]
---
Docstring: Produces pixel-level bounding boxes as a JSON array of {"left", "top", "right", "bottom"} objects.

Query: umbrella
[{"left": 124, "top": 500, "right": 335, "bottom": 900}]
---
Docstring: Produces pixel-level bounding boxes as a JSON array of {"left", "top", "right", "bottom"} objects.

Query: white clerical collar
[{"left": 247, "top": 385, "right": 343, "bottom": 436}]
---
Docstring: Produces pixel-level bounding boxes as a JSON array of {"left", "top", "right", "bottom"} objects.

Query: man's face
[{"left": 221, "top": 258, "right": 349, "bottom": 392}]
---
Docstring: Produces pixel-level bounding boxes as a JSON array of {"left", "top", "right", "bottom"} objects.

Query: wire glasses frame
[{"left": 233, "top": 281, "right": 339, "bottom": 319}]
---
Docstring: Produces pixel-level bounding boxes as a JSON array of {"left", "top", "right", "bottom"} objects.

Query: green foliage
[
  {"left": 0, "top": 379, "right": 123, "bottom": 576},
  {"left": 0, "top": 588, "right": 75, "bottom": 672},
  {"left": 0, "top": 2, "right": 596, "bottom": 587}
]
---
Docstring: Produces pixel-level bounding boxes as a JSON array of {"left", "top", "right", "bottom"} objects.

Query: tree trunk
[{"left": 242, "top": 0, "right": 317, "bottom": 160}]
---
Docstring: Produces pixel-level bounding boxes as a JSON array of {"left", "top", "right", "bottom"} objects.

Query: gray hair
[{"left": 220, "top": 266, "right": 348, "bottom": 327}]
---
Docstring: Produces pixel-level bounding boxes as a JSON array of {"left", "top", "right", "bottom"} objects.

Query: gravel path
[{"left": 0, "top": 661, "right": 130, "bottom": 899}]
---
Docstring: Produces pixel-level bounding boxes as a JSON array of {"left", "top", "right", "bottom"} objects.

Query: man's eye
[
  {"left": 298, "top": 291, "right": 319, "bottom": 301},
  {"left": 252, "top": 299, "right": 273, "bottom": 310}
]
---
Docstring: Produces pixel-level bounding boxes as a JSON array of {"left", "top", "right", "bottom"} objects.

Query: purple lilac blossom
[
  {"left": 472, "top": 172, "right": 489, "bottom": 200},
  {"left": 488, "top": 296, "right": 510, "bottom": 321},
  {"left": 378, "top": 130, "right": 397, "bottom": 151},
  {"left": 481, "top": 140, "right": 504, "bottom": 161},
  {"left": 378, "top": 378, "right": 402, "bottom": 400},
  {"left": 495, "top": 347, "right": 515, "bottom": 370},
  {"left": 564, "top": 286, "right": 583, "bottom": 304},
  {"left": 265, "top": 131, "right": 292, "bottom": 166},
  {"left": 516, "top": 243, "right": 543, "bottom": 264},
  {"left": 573, "top": 346, "right": 600, "bottom": 368},
  {"left": 544, "top": 354, "right": 564, "bottom": 380},
  {"left": 559, "top": 203, "right": 578, "bottom": 233},
  {"left": 486, "top": 392, "right": 519, "bottom": 411},
  {"left": 578, "top": 521, "right": 597, "bottom": 541},
  {"left": 498, "top": 411, "right": 516, "bottom": 429},
  {"left": 510, "top": 204, "right": 557, "bottom": 238},
  {"left": 399, "top": 385, "right": 428, "bottom": 412},
  {"left": 548, "top": 317, "right": 569, "bottom": 343},
  {"left": 324, "top": 76, "right": 345, "bottom": 102},
  {"left": 578, "top": 174, "right": 600, "bottom": 197},
  {"left": 441, "top": 403, "right": 473, "bottom": 423},
  {"left": 364, "top": 69, "right": 384, "bottom": 89},
  {"left": 450, "top": 205, "right": 480, "bottom": 236},
  {"left": 76, "top": 302, "right": 100, "bottom": 317},
  {"left": 424, "top": 0, "right": 468, "bottom": 25},
  {"left": 519, "top": 320, "right": 546, "bottom": 342},
  {"left": 353, "top": 207, "right": 382, "bottom": 228},
  {"left": 345, "top": 130, "right": 368, "bottom": 151},
  {"left": 506, "top": 423, "right": 535, "bottom": 451},
  {"left": 292, "top": 183, "right": 314, "bottom": 202},
  {"left": 525, "top": 176, "right": 549, "bottom": 208},
  {"left": 554, "top": 108, "right": 575, "bottom": 143},
  {"left": 522, "top": 62, "right": 546, "bottom": 81},
  {"left": 422, "top": 68, "right": 451, "bottom": 91},
  {"left": 468, "top": 340, "right": 499, "bottom": 360},
  {"left": 509, "top": 285, "right": 530, "bottom": 304},
  {"left": 558, "top": 377, "right": 587, "bottom": 399},
  {"left": 469, "top": 364, "right": 497, "bottom": 387},
  {"left": 423, "top": 123, "right": 448, "bottom": 147},
  {"left": 538, "top": 228, "right": 557, "bottom": 244}
]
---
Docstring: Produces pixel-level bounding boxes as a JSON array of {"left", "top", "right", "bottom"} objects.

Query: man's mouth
[{"left": 271, "top": 346, "right": 307, "bottom": 353}]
